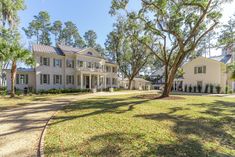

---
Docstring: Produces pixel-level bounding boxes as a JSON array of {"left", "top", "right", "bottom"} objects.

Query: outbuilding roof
[{"left": 209, "top": 54, "right": 232, "bottom": 64}]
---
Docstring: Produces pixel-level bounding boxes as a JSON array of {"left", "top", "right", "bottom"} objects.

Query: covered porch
[{"left": 76, "top": 72, "right": 117, "bottom": 90}]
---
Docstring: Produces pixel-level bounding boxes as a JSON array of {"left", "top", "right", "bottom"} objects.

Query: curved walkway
[{"left": 0, "top": 91, "right": 148, "bottom": 157}]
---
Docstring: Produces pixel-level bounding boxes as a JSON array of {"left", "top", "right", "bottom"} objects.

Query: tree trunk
[
  {"left": 161, "top": 65, "right": 178, "bottom": 98},
  {"left": 10, "top": 61, "right": 17, "bottom": 97},
  {"left": 128, "top": 78, "right": 133, "bottom": 90}
]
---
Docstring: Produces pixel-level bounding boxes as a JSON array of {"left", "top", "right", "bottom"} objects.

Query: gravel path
[{"left": 0, "top": 91, "right": 148, "bottom": 157}]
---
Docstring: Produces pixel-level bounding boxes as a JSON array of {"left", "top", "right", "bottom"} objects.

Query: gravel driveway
[{"left": 0, "top": 91, "right": 148, "bottom": 157}]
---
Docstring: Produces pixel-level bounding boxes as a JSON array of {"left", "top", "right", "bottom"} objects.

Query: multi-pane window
[
  {"left": 194, "top": 66, "right": 206, "bottom": 74},
  {"left": 112, "top": 78, "right": 117, "bottom": 85},
  {"left": 66, "top": 75, "right": 74, "bottom": 84},
  {"left": 106, "top": 77, "right": 111, "bottom": 85},
  {"left": 106, "top": 66, "right": 111, "bottom": 72},
  {"left": 112, "top": 67, "right": 117, "bottom": 73},
  {"left": 66, "top": 59, "right": 75, "bottom": 68},
  {"left": 40, "top": 57, "right": 50, "bottom": 66},
  {"left": 53, "top": 75, "right": 62, "bottom": 84},
  {"left": 77, "top": 60, "right": 84, "bottom": 67},
  {"left": 53, "top": 59, "right": 62, "bottom": 67},
  {"left": 95, "top": 62, "right": 100, "bottom": 69},
  {"left": 40, "top": 74, "right": 50, "bottom": 84},
  {"left": 16, "top": 74, "right": 28, "bottom": 84},
  {"left": 87, "top": 62, "right": 92, "bottom": 68}
]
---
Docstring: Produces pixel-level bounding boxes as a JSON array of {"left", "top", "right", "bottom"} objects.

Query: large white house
[{"left": 5, "top": 44, "right": 118, "bottom": 92}]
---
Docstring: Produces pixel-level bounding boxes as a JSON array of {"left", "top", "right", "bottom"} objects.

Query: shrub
[
  {"left": 189, "top": 85, "right": 192, "bottom": 92},
  {"left": 193, "top": 86, "right": 197, "bottom": 93},
  {"left": 15, "top": 88, "right": 22, "bottom": 96},
  {"left": 204, "top": 84, "right": 209, "bottom": 93},
  {"left": 225, "top": 86, "right": 233, "bottom": 94},
  {"left": 184, "top": 85, "right": 187, "bottom": 92},
  {"left": 215, "top": 85, "right": 221, "bottom": 94},
  {"left": 210, "top": 84, "right": 214, "bottom": 93},
  {"left": 38, "top": 88, "right": 91, "bottom": 94},
  {"left": 197, "top": 85, "right": 202, "bottom": 93},
  {"left": 0, "top": 87, "right": 7, "bottom": 96}
]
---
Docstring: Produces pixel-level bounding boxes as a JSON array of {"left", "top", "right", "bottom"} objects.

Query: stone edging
[{"left": 37, "top": 103, "right": 67, "bottom": 157}]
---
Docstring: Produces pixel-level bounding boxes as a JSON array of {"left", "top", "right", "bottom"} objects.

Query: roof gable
[{"left": 78, "top": 48, "right": 102, "bottom": 58}]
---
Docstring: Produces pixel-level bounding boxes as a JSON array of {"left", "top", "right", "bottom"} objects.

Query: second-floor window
[
  {"left": 66, "top": 75, "right": 74, "bottom": 84},
  {"left": 40, "top": 57, "right": 50, "bottom": 66},
  {"left": 53, "top": 59, "right": 62, "bottom": 68},
  {"left": 40, "top": 74, "right": 50, "bottom": 84},
  {"left": 106, "top": 66, "right": 111, "bottom": 72},
  {"left": 66, "top": 59, "right": 75, "bottom": 68},
  {"left": 112, "top": 67, "right": 117, "bottom": 73},
  {"left": 16, "top": 74, "right": 28, "bottom": 85},
  {"left": 77, "top": 60, "right": 84, "bottom": 67},
  {"left": 194, "top": 66, "right": 206, "bottom": 74},
  {"left": 87, "top": 62, "right": 92, "bottom": 68},
  {"left": 95, "top": 62, "right": 100, "bottom": 69}
]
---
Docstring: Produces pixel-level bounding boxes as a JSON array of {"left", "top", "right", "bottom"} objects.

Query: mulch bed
[{"left": 134, "top": 94, "right": 185, "bottom": 100}]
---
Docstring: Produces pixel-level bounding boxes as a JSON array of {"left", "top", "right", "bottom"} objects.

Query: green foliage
[
  {"left": 189, "top": 85, "right": 192, "bottom": 92},
  {"left": 38, "top": 88, "right": 90, "bottom": 94},
  {"left": 193, "top": 86, "right": 197, "bottom": 93},
  {"left": 84, "top": 30, "right": 97, "bottom": 48},
  {"left": 205, "top": 84, "right": 209, "bottom": 93},
  {"left": 215, "top": 85, "right": 221, "bottom": 94},
  {"left": 197, "top": 85, "right": 202, "bottom": 93},
  {"left": 22, "top": 11, "right": 51, "bottom": 45},
  {"left": 217, "top": 13, "right": 235, "bottom": 52},
  {"left": 210, "top": 84, "right": 214, "bottom": 94},
  {"left": 51, "top": 20, "right": 62, "bottom": 44},
  {"left": 227, "top": 63, "right": 235, "bottom": 80},
  {"left": 110, "top": 0, "right": 229, "bottom": 97},
  {"left": 105, "top": 17, "right": 152, "bottom": 81}
]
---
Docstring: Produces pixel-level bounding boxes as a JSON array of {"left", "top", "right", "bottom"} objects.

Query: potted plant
[
  {"left": 189, "top": 85, "right": 192, "bottom": 92},
  {"left": 197, "top": 85, "right": 202, "bottom": 93},
  {"left": 193, "top": 86, "right": 197, "bottom": 93},
  {"left": 215, "top": 85, "right": 221, "bottom": 94},
  {"left": 210, "top": 84, "right": 214, "bottom": 93},
  {"left": 184, "top": 85, "right": 187, "bottom": 92},
  {"left": 204, "top": 84, "right": 209, "bottom": 93}
]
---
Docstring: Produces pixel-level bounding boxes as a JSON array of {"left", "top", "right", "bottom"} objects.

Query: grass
[
  {"left": 44, "top": 94, "right": 235, "bottom": 157},
  {"left": 0, "top": 93, "right": 83, "bottom": 111}
]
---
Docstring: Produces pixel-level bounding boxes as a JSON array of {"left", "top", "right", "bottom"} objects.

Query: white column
[
  {"left": 80, "top": 73, "right": 83, "bottom": 89},
  {"left": 104, "top": 75, "right": 107, "bottom": 88},
  {"left": 111, "top": 77, "right": 113, "bottom": 88},
  {"left": 89, "top": 74, "right": 92, "bottom": 89},
  {"left": 97, "top": 75, "right": 99, "bottom": 89}
]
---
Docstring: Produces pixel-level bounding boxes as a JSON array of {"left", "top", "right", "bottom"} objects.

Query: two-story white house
[{"left": 5, "top": 44, "right": 118, "bottom": 92}]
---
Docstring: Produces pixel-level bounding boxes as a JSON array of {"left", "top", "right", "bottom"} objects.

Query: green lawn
[{"left": 45, "top": 94, "right": 235, "bottom": 157}]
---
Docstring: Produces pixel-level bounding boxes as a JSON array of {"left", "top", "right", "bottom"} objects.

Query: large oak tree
[{"left": 111, "top": 0, "right": 232, "bottom": 97}]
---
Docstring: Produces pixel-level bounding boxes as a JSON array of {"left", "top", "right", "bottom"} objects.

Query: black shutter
[
  {"left": 26, "top": 74, "right": 28, "bottom": 84},
  {"left": 16, "top": 74, "right": 19, "bottom": 84},
  {"left": 60, "top": 75, "right": 62, "bottom": 85},
  {"left": 48, "top": 74, "right": 50, "bottom": 84},
  {"left": 72, "top": 76, "right": 74, "bottom": 84},
  {"left": 53, "top": 59, "right": 55, "bottom": 67},
  {"left": 60, "top": 60, "right": 62, "bottom": 68},
  {"left": 72, "top": 60, "right": 74, "bottom": 68},
  {"left": 40, "top": 57, "right": 42, "bottom": 65},
  {"left": 40, "top": 74, "right": 43, "bottom": 84},
  {"left": 53, "top": 75, "right": 55, "bottom": 84},
  {"left": 48, "top": 58, "right": 50, "bottom": 66}
]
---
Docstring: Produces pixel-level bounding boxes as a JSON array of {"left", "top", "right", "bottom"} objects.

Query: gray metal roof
[
  {"left": 32, "top": 44, "right": 64, "bottom": 56},
  {"left": 57, "top": 44, "right": 83, "bottom": 54},
  {"left": 209, "top": 54, "right": 232, "bottom": 64}
]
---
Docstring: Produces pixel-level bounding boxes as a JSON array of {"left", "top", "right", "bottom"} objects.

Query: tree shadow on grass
[
  {"left": 49, "top": 98, "right": 150, "bottom": 126},
  {"left": 134, "top": 100, "right": 235, "bottom": 156},
  {"left": 45, "top": 131, "right": 229, "bottom": 157}
]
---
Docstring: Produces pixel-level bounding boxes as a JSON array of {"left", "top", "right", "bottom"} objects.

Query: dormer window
[{"left": 87, "top": 52, "right": 93, "bottom": 56}]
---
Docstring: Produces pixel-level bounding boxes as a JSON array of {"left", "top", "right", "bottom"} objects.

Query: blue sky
[
  {"left": 18, "top": 0, "right": 141, "bottom": 47},
  {"left": 19, "top": 0, "right": 234, "bottom": 54}
]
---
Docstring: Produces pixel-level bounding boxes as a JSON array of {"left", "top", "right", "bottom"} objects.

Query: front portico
[{"left": 77, "top": 72, "right": 117, "bottom": 90}]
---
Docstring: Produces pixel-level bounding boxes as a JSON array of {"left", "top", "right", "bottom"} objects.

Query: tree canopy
[{"left": 110, "top": 0, "right": 232, "bottom": 97}]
